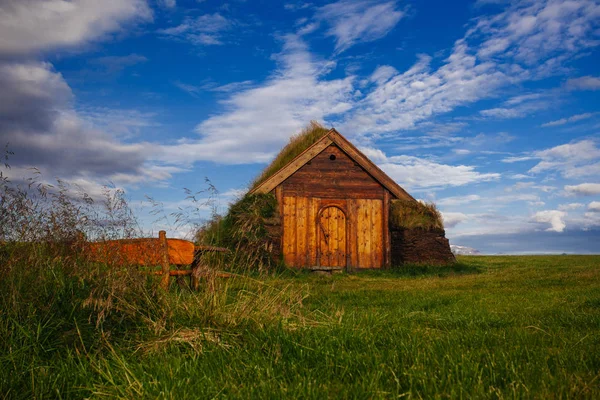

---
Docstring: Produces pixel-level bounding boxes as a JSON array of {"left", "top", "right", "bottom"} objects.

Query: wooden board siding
[
  {"left": 283, "top": 196, "right": 319, "bottom": 267},
  {"left": 282, "top": 196, "right": 384, "bottom": 269},
  {"left": 282, "top": 144, "right": 385, "bottom": 200}
]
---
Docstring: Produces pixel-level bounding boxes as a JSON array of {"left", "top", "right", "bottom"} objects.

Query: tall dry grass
[
  {"left": 0, "top": 150, "right": 322, "bottom": 398},
  {"left": 196, "top": 192, "right": 281, "bottom": 273}
]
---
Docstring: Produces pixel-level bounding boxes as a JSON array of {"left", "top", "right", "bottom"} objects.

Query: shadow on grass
[
  {"left": 272, "top": 262, "right": 483, "bottom": 280},
  {"left": 358, "top": 262, "right": 483, "bottom": 278}
]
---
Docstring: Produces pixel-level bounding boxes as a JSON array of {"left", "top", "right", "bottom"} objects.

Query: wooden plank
[
  {"left": 282, "top": 197, "right": 293, "bottom": 266},
  {"left": 372, "top": 200, "right": 383, "bottom": 269},
  {"left": 275, "top": 185, "right": 283, "bottom": 216},
  {"left": 365, "top": 201, "right": 373, "bottom": 268},
  {"left": 283, "top": 184, "right": 384, "bottom": 200},
  {"left": 356, "top": 200, "right": 366, "bottom": 268},
  {"left": 347, "top": 199, "right": 357, "bottom": 269},
  {"left": 317, "top": 207, "right": 326, "bottom": 267},
  {"left": 296, "top": 196, "right": 307, "bottom": 266},
  {"left": 363, "top": 200, "right": 372, "bottom": 268},
  {"left": 250, "top": 137, "right": 333, "bottom": 194},
  {"left": 325, "top": 207, "right": 332, "bottom": 267},
  {"left": 306, "top": 198, "right": 317, "bottom": 266},
  {"left": 383, "top": 190, "right": 391, "bottom": 269},
  {"left": 330, "top": 206, "right": 338, "bottom": 266},
  {"left": 369, "top": 201, "right": 375, "bottom": 268},
  {"left": 289, "top": 196, "right": 297, "bottom": 267},
  {"left": 339, "top": 208, "right": 347, "bottom": 268},
  {"left": 284, "top": 188, "right": 383, "bottom": 199}
]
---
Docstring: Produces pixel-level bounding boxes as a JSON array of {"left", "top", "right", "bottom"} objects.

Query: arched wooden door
[{"left": 317, "top": 206, "right": 347, "bottom": 267}]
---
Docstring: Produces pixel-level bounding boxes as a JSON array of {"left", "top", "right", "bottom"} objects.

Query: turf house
[{"left": 200, "top": 122, "right": 455, "bottom": 271}]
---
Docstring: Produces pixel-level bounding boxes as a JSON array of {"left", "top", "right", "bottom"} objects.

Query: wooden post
[{"left": 159, "top": 230, "right": 170, "bottom": 290}]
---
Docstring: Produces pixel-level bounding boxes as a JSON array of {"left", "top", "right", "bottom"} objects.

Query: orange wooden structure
[
  {"left": 250, "top": 129, "right": 415, "bottom": 271},
  {"left": 85, "top": 231, "right": 229, "bottom": 289}
]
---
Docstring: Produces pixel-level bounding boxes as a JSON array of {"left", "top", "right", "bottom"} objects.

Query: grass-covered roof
[
  {"left": 390, "top": 199, "right": 444, "bottom": 230},
  {"left": 250, "top": 121, "right": 445, "bottom": 231},
  {"left": 250, "top": 121, "right": 329, "bottom": 190}
]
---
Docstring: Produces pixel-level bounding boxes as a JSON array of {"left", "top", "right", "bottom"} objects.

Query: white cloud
[
  {"left": 480, "top": 107, "right": 526, "bottom": 119},
  {"left": 529, "top": 140, "right": 600, "bottom": 178},
  {"left": 453, "top": 149, "right": 471, "bottom": 155},
  {"left": 448, "top": 212, "right": 530, "bottom": 237},
  {"left": 173, "top": 81, "right": 203, "bottom": 97},
  {"left": 564, "top": 183, "right": 600, "bottom": 196},
  {"left": 494, "top": 193, "right": 541, "bottom": 203},
  {"left": 502, "top": 156, "right": 536, "bottom": 163},
  {"left": 588, "top": 201, "right": 600, "bottom": 212},
  {"left": 159, "top": 13, "right": 232, "bottom": 46},
  {"left": 529, "top": 201, "right": 546, "bottom": 207},
  {"left": 77, "top": 107, "right": 158, "bottom": 139},
  {"left": 480, "top": 93, "right": 550, "bottom": 119},
  {"left": 471, "top": 0, "right": 600, "bottom": 67},
  {"left": 360, "top": 147, "right": 500, "bottom": 190},
  {"left": 342, "top": 49, "right": 509, "bottom": 135},
  {"left": 90, "top": 53, "right": 147, "bottom": 74},
  {"left": 317, "top": 0, "right": 404, "bottom": 53},
  {"left": 156, "top": 34, "right": 355, "bottom": 165},
  {"left": 504, "top": 181, "right": 555, "bottom": 193},
  {"left": 541, "top": 112, "right": 596, "bottom": 127},
  {"left": 442, "top": 212, "right": 469, "bottom": 228},
  {"left": 566, "top": 75, "right": 600, "bottom": 91},
  {"left": 531, "top": 210, "right": 567, "bottom": 232},
  {"left": 0, "top": 0, "right": 152, "bottom": 54},
  {"left": 340, "top": 0, "right": 600, "bottom": 136},
  {"left": 504, "top": 93, "right": 543, "bottom": 105},
  {"left": 285, "top": 3, "right": 313, "bottom": 12},
  {"left": 558, "top": 203, "right": 584, "bottom": 211},
  {"left": 437, "top": 195, "right": 481, "bottom": 206}
]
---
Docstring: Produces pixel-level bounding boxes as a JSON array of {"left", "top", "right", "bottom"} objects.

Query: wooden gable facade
[{"left": 251, "top": 129, "right": 414, "bottom": 270}]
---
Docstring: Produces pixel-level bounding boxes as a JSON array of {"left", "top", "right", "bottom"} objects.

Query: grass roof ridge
[
  {"left": 250, "top": 121, "right": 330, "bottom": 190},
  {"left": 390, "top": 199, "right": 445, "bottom": 231}
]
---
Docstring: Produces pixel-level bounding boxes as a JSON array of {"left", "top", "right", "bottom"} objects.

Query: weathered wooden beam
[{"left": 250, "top": 136, "right": 333, "bottom": 194}]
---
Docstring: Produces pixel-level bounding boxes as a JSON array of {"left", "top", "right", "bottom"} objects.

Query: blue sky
[{"left": 1, "top": 0, "right": 599, "bottom": 253}]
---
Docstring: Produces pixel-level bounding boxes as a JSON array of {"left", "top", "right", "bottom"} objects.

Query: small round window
[{"left": 329, "top": 154, "right": 336, "bottom": 160}]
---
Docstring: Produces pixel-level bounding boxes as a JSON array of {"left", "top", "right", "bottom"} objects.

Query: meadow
[{"left": 1, "top": 253, "right": 599, "bottom": 399}]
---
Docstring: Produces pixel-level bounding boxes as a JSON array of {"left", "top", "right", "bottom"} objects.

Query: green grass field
[{"left": 1, "top": 255, "right": 599, "bottom": 399}]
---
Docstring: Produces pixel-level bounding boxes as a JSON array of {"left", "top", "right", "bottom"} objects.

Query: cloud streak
[
  {"left": 541, "top": 112, "right": 596, "bottom": 127},
  {"left": 317, "top": 0, "right": 405, "bottom": 53},
  {"left": 338, "top": 0, "right": 600, "bottom": 136},
  {"left": 159, "top": 13, "right": 233, "bottom": 46}
]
